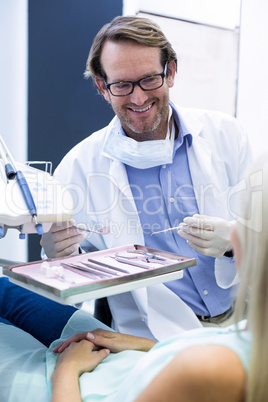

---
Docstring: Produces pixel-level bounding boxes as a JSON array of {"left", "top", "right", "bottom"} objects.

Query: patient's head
[
  {"left": 232, "top": 154, "right": 268, "bottom": 402},
  {"left": 233, "top": 155, "right": 268, "bottom": 321}
]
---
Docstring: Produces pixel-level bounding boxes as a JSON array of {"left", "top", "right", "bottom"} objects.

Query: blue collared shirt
[{"left": 125, "top": 108, "right": 234, "bottom": 317}]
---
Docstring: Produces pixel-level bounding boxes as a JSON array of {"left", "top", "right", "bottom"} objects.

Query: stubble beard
[{"left": 111, "top": 94, "right": 170, "bottom": 141}]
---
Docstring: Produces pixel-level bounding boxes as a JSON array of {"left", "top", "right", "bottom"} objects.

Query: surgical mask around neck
[{"left": 102, "top": 107, "right": 175, "bottom": 169}]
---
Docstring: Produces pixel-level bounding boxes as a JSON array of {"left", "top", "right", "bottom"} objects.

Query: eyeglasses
[{"left": 104, "top": 63, "right": 168, "bottom": 97}]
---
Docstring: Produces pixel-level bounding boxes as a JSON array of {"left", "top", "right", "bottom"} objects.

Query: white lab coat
[{"left": 54, "top": 103, "right": 252, "bottom": 341}]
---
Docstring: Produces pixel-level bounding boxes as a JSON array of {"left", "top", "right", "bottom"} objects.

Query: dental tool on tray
[
  {"left": 54, "top": 251, "right": 170, "bottom": 283},
  {"left": 126, "top": 249, "right": 166, "bottom": 261}
]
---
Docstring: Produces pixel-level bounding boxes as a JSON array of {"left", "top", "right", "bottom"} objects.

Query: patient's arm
[
  {"left": 51, "top": 339, "right": 109, "bottom": 402},
  {"left": 134, "top": 344, "right": 246, "bottom": 402},
  {"left": 53, "top": 328, "right": 156, "bottom": 354}
]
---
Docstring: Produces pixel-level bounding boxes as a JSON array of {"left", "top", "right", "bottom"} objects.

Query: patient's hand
[
  {"left": 51, "top": 340, "right": 110, "bottom": 402},
  {"left": 53, "top": 328, "right": 156, "bottom": 354},
  {"left": 55, "top": 339, "right": 109, "bottom": 376}
]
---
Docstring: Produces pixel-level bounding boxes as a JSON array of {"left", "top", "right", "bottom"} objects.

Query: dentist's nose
[{"left": 129, "top": 84, "right": 149, "bottom": 105}]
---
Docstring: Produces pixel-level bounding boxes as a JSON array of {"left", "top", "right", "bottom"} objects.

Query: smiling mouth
[{"left": 129, "top": 104, "right": 153, "bottom": 113}]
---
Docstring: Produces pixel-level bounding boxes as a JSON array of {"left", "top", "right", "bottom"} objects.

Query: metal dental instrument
[
  {"left": 79, "top": 264, "right": 114, "bottom": 279},
  {"left": 151, "top": 224, "right": 189, "bottom": 236},
  {"left": 73, "top": 225, "right": 110, "bottom": 235},
  {"left": 61, "top": 262, "right": 111, "bottom": 280},
  {"left": 113, "top": 253, "right": 154, "bottom": 269},
  {"left": 127, "top": 249, "right": 167, "bottom": 262},
  {"left": 81, "top": 261, "right": 121, "bottom": 277},
  {"left": 86, "top": 258, "right": 129, "bottom": 274}
]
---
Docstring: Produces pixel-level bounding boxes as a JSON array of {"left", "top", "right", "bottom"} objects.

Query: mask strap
[{"left": 166, "top": 106, "right": 175, "bottom": 142}]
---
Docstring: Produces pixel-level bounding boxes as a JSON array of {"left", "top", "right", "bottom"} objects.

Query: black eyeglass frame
[{"left": 104, "top": 63, "right": 168, "bottom": 97}]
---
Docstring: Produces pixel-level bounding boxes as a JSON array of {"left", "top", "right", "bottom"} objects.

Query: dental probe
[
  {"left": 151, "top": 224, "right": 189, "bottom": 236},
  {"left": 73, "top": 225, "right": 110, "bottom": 235}
]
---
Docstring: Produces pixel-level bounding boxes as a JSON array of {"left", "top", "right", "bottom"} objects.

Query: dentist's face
[{"left": 95, "top": 40, "right": 176, "bottom": 141}]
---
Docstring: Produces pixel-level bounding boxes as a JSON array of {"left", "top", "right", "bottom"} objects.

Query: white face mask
[{"left": 102, "top": 107, "right": 175, "bottom": 169}]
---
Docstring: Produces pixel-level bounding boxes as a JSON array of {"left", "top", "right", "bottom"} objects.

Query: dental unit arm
[{"left": 0, "top": 136, "right": 73, "bottom": 239}]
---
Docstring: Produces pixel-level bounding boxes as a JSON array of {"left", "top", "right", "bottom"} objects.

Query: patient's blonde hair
[{"left": 235, "top": 155, "right": 268, "bottom": 402}]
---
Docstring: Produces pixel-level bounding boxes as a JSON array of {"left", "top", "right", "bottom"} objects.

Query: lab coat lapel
[
  {"left": 177, "top": 105, "right": 230, "bottom": 217},
  {"left": 109, "top": 160, "right": 137, "bottom": 210},
  {"left": 187, "top": 134, "right": 230, "bottom": 217},
  {"left": 186, "top": 124, "right": 224, "bottom": 216},
  {"left": 187, "top": 135, "right": 212, "bottom": 215},
  {"left": 98, "top": 160, "right": 143, "bottom": 250},
  {"left": 173, "top": 104, "right": 213, "bottom": 212}
]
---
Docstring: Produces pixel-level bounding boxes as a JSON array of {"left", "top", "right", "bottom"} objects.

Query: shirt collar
[{"left": 170, "top": 102, "right": 193, "bottom": 149}]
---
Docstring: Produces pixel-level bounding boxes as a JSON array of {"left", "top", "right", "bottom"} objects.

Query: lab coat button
[
  {"left": 169, "top": 197, "right": 175, "bottom": 203},
  {"left": 203, "top": 290, "right": 208, "bottom": 295}
]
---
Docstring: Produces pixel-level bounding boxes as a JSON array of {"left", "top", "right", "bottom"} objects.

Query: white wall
[
  {"left": 124, "top": 0, "right": 268, "bottom": 159},
  {"left": 0, "top": 0, "right": 28, "bottom": 262},
  {"left": 137, "top": 11, "right": 240, "bottom": 116},
  {"left": 124, "top": 1, "right": 241, "bottom": 117},
  {"left": 123, "top": 0, "right": 241, "bottom": 29},
  {"left": 236, "top": 0, "right": 268, "bottom": 159}
]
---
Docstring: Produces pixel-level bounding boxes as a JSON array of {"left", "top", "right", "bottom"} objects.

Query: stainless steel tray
[{"left": 3, "top": 244, "right": 196, "bottom": 305}]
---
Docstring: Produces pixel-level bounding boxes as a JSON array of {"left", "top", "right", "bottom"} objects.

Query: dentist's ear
[
  {"left": 95, "top": 77, "right": 110, "bottom": 102},
  {"left": 167, "top": 60, "right": 176, "bottom": 88},
  {"left": 230, "top": 225, "right": 242, "bottom": 270}
]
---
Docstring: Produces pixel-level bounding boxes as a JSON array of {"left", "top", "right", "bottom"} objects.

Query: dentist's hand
[
  {"left": 40, "top": 219, "right": 86, "bottom": 258},
  {"left": 178, "top": 214, "right": 233, "bottom": 258}
]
